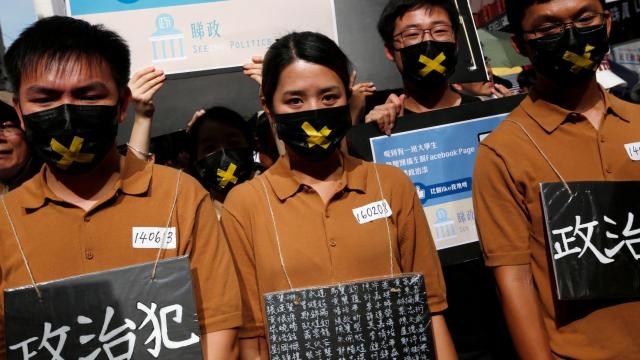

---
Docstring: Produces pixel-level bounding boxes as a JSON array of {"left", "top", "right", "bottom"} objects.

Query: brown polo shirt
[
  {"left": 0, "top": 152, "right": 242, "bottom": 357},
  {"left": 473, "top": 88, "right": 640, "bottom": 358},
  {"left": 221, "top": 151, "right": 447, "bottom": 339}
]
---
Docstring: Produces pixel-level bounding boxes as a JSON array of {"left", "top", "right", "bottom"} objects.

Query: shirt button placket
[
  {"left": 82, "top": 213, "right": 94, "bottom": 264},
  {"left": 597, "top": 132, "right": 612, "bottom": 177}
]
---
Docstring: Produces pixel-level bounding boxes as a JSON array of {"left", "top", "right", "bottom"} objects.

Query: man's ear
[
  {"left": 605, "top": 11, "right": 612, "bottom": 36},
  {"left": 511, "top": 34, "right": 530, "bottom": 58},
  {"left": 384, "top": 44, "right": 396, "bottom": 62},
  {"left": 118, "top": 87, "right": 132, "bottom": 124}
]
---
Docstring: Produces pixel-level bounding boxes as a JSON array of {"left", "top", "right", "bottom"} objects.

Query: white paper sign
[
  {"left": 625, "top": 142, "right": 640, "bottom": 161},
  {"left": 67, "top": 0, "right": 338, "bottom": 75}
]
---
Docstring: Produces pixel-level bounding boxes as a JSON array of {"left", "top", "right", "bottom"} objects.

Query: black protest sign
[
  {"left": 4, "top": 256, "right": 203, "bottom": 360},
  {"left": 541, "top": 181, "right": 640, "bottom": 301},
  {"left": 264, "top": 273, "right": 433, "bottom": 360}
]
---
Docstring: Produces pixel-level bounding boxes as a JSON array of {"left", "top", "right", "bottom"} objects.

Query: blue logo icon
[
  {"left": 414, "top": 183, "right": 428, "bottom": 205},
  {"left": 435, "top": 208, "right": 450, "bottom": 223},
  {"left": 118, "top": 0, "right": 139, "bottom": 3},
  {"left": 150, "top": 13, "right": 186, "bottom": 63}
]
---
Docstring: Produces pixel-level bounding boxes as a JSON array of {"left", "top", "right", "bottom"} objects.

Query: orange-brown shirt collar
[
  {"left": 265, "top": 151, "right": 369, "bottom": 201},
  {"left": 20, "top": 151, "right": 152, "bottom": 211},
  {"left": 523, "top": 86, "right": 631, "bottom": 133}
]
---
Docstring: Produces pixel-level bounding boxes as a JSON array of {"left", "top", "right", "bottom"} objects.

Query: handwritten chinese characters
[{"left": 264, "top": 274, "right": 434, "bottom": 360}]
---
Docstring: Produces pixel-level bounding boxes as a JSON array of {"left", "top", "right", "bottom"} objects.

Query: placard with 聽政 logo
[{"left": 66, "top": 0, "right": 338, "bottom": 75}]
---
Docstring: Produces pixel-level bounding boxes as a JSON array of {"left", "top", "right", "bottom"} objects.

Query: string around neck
[
  {"left": 505, "top": 120, "right": 574, "bottom": 197},
  {"left": 258, "top": 162, "right": 396, "bottom": 293},
  {"left": 151, "top": 170, "right": 182, "bottom": 280},
  {"left": 1, "top": 195, "right": 43, "bottom": 300},
  {"left": 372, "top": 164, "right": 395, "bottom": 277},
  {"left": 259, "top": 176, "right": 294, "bottom": 291}
]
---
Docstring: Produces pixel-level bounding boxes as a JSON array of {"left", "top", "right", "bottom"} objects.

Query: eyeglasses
[
  {"left": 0, "top": 121, "right": 22, "bottom": 136},
  {"left": 393, "top": 24, "right": 455, "bottom": 47},
  {"left": 524, "top": 12, "right": 608, "bottom": 38}
]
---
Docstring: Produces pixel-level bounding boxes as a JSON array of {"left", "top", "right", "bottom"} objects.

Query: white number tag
[
  {"left": 624, "top": 142, "right": 640, "bottom": 161},
  {"left": 352, "top": 200, "right": 392, "bottom": 224},
  {"left": 132, "top": 227, "right": 177, "bottom": 249}
]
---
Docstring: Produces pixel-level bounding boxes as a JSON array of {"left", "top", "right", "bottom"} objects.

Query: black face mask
[
  {"left": 400, "top": 40, "right": 457, "bottom": 86},
  {"left": 23, "top": 104, "right": 119, "bottom": 175},
  {"left": 195, "top": 147, "right": 254, "bottom": 196},
  {"left": 274, "top": 105, "right": 351, "bottom": 161},
  {"left": 528, "top": 25, "right": 609, "bottom": 84}
]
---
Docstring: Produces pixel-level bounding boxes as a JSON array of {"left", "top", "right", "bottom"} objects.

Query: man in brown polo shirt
[
  {"left": 0, "top": 16, "right": 241, "bottom": 358},
  {"left": 473, "top": 0, "right": 640, "bottom": 358}
]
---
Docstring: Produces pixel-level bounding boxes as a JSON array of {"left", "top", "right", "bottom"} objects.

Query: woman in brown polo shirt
[{"left": 221, "top": 31, "right": 455, "bottom": 359}]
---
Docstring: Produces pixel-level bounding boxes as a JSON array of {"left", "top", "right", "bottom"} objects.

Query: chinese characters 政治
[
  {"left": 552, "top": 212, "right": 640, "bottom": 264},
  {"left": 8, "top": 302, "right": 200, "bottom": 360}
]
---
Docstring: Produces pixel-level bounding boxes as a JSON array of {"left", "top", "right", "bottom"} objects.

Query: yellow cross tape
[
  {"left": 419, "top": 52, "right": 447, "bottom": 77},
  {"left": 563, "top": 44, "right": 596, "bottom": 74},
  {"left": 50, "top": 136, "right": 95, "bottom": 169},
  {"left": 217, "top": 163, "right": 239, "bottom": 188},
  {"left": 301, "top": 121, "right": 332, "bottom": 149}
]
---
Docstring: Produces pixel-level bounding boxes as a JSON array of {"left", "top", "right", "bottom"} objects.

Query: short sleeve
[
  {"left": 394, "top": 168, "right": 448, "bottom": 314},
  {"left": 189, "top": 193, "right": 243, "bottom": 333},
  {"left": 472, "top": 143, "right": 531, "bottom": 267},
  {"left": 220, "top": 189, "right": 265, "bottom": 338}
]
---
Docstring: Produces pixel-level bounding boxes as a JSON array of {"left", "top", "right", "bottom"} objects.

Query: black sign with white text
[
  {"left": 263, "top": 273, "right": 434, "bottom": 360},
  {"left": 4, "top": 256, "right": 203, "bottom": 360},
  {"left": 541, "top": 181, "right": 640, "bottom": 301}
]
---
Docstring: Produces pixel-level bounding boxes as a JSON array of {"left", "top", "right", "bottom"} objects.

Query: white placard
[{"left": 67, "top": 0, "right": 338, "bottom": 75}]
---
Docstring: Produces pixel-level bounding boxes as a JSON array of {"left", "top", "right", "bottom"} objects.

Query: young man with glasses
[
  {"left": 473, "top": 0, "right": 640, "bottom": 358},
  {"left": 365, "top": 0, "right": 479, "bottom": 135},
  {"left": 360, "top": 2, "right": 517, "bottom": 359}
]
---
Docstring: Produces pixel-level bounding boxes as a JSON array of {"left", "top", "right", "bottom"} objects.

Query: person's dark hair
[
  {"left": 189, "top": 106, "right": 254, "bottom": 154},
  {"left": 0, "top": 101, "right": 19, "bottom": 124},
  {"left": 248, "top": 111, "right": 279, "bottom": 165},
  {"left": 261, "top": 31, "right": 352, "bottom": 111},
  {"left": 507, "top": 0, "right": 606, "bottom": 36},
  {"left": 378, "top": 0, "right": 460, "bottom": 49},
  {"left": 4, "top": 16, "right": 130, "bottom": 96}
]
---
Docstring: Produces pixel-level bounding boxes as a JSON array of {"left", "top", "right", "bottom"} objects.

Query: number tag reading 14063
[{"left": 132, "top": 227, "right": 177, "bottom": 249}]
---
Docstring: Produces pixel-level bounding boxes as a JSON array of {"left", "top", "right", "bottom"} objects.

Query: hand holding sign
[
  {"left": 129, "top": 67, "right": 166, "bottom": 118},
  {"left": 243, "top": 55, "right": 264, "bottom": 86},
  {"left": 365, "top": 93, "right": 406, "bottom": 136},
  {"left": 491, "top": 83, "right": 512, "bottom": 98},
  {"left": 349, "top": 70, "right": 376, "bottom": 124}
]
